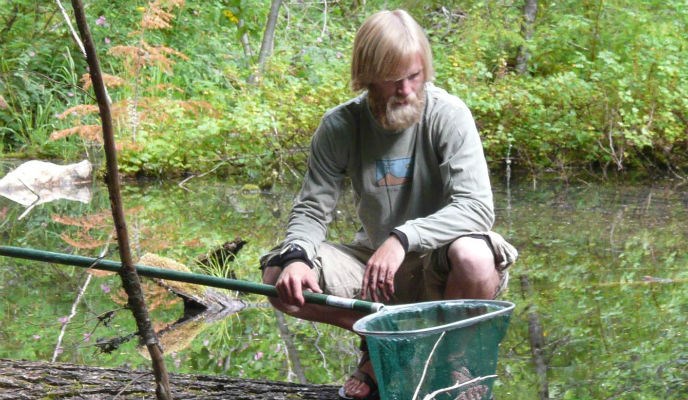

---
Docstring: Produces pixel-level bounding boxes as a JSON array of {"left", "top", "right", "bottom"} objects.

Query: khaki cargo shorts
[{"left": 261, "top": 232, "right": 516, "bottom": 305}]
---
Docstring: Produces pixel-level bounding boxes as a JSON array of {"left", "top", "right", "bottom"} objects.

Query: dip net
[{"left": 353, "top": 300, "right": 514, "bottom": 400}]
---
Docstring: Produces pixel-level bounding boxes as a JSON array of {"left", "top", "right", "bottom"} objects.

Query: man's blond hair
[{"left": 351, "top": 9, "right": 434, "bottom": 91}]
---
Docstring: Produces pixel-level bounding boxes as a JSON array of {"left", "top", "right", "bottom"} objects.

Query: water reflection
[
  {"left": 0, "top": 172, "right": 686, "bottom": 399},
  {"left": 0, "top": 160, "right": 92, "bottom": 220}
]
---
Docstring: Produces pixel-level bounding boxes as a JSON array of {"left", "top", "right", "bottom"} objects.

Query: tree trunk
[
  {"left": 249, "top": 0, "right": 282, "bottom": 85},
  {"left": 0, "top": 358, "right": 340, "bottom": 400},
  {"left": 239, "top": 19, "right": 253, "bottom": 59},
  {"left": 519, "top": 274, "right": 550, "bottom": 400},
  {"left": 257, "top": 0, "right": 282, "bottom": 70},
  {"left": 516, "top": 0, "right": 538, "bottom": 75},
  {"left": 69, "top": 1, "right": 171, "bottom": 398}
]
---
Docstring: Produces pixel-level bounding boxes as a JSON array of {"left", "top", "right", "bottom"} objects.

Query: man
[{"left": 261, "top": 9, "right": 517, "bottom": 400}]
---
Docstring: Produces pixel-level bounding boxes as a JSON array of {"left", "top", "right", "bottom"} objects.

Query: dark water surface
[{"left": 1, "top": 163, "right": 686, "bottom": 399}]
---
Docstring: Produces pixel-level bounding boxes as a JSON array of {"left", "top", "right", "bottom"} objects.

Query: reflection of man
[{"left": 261, "top": 9, "right": 516, "bottom": 400}]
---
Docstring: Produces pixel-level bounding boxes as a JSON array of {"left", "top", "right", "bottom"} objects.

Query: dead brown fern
[
  {"left": 49, "top": 125, "right": 103, "bottom": 142},
  {"left": 81, "top": 73, "right": 126, "bottom": 91},
  {"left": 142, "top": 5, "right": 174, "bottom": 30},
  {"left": 56, "top": 104, "right": 100, "bottom": 120},
  {"left": 59, "top": 230, "right": 109, "bottom": 250},
  {"left": 139, "top": 0, "right": 185, "bottom": 30},
  {"left": 146, "top": 83, "right": 184, "bottom": 94},
  {"left": 179, "top": 100, "right": 218, "bottom": 117},
  {"left": 108, "top": 41, "right": 188, "bottom": 73},
  {"left": 52, "top": 212, "right": 111, "bottom": 229},
  {"left": 53, "top": 212, "right": 114, "bottom": 250}
]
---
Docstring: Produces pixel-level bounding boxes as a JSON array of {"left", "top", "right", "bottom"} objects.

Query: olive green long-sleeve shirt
[{"left": 283, "top": 83, "right": 494, "bottom": 260}]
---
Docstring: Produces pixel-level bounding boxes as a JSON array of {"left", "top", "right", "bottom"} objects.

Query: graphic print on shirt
[{"left": 375, "top": 157, "right": 414, "bottom": 187}]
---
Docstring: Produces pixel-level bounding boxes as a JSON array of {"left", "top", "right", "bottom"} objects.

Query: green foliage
[{"left": 1, "top": 0, "right": 687, "bottom": 179}]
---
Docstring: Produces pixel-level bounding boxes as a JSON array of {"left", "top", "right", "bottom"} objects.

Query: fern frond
[
  {"left": 56, "top": 104, "right": 99, "bottom": 120},
  {"left": 49, "top": 125, "right": 103, "bottom": 142}
]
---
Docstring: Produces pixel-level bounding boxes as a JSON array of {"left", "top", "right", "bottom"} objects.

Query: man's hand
[
  {"left": 275, "top": 261, "right": 322, "bottom": 307},
  {"left": 363, "top": 236, "right": 406, "bottom": 302}
]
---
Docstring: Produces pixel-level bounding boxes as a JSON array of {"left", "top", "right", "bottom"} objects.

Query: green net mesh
[{"left": 353, "top": 300, "right": 514, "bottom": 400}]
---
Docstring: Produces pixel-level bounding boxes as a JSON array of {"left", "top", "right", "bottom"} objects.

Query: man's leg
[
  {"left": 262, "top": 244, "right": 378, "bottom": 399},
  {"left": 444, "top": 235, "right": 500, "bottom": 299}
]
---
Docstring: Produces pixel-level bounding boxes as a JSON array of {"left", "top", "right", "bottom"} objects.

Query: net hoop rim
[{"left": 353, "top": 299, "right": 515, "bottom": 337}]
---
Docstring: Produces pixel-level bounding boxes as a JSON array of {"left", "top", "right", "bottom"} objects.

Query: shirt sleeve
[
  {"left": 281, "top": 115, "right": 348, "bottom": 260},
  {"left": 394, "top": 100, "right": 495, "bottom": 253}
]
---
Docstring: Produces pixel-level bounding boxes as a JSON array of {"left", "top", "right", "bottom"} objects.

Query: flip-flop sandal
[
  {"left": 338, "top": 348, "right": 379, "bottom": 400},
  {"left": 338, "top": 369, "right": 379, "bottom": 400}
]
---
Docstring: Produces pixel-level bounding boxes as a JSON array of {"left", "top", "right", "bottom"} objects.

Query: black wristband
[
  {"left": 391, "top": 229, "right": 409, "bottom": 253},
  {"left": 274, "top": 244, "right": 314, "bottom": 269}
]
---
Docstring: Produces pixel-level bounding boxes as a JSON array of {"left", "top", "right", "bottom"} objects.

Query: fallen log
[{"left": 0, "top": 358, "right": 340, "bottom": 399}]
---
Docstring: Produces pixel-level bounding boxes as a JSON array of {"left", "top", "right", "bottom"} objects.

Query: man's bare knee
[
  {"left": 446, "top": 236, "right": 499, "bottom": 299},
  {"left": 448, "top": 237, "right": 495, "bottom": 273}
]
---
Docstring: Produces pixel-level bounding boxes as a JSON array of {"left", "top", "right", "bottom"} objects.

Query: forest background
[{"left": 0, "top": 0, "right": 687, "bottom": 185}]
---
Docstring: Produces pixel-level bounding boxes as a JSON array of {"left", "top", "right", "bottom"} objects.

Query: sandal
[{"left": 338, "top": 340, "right": 379, "bottom": 400}]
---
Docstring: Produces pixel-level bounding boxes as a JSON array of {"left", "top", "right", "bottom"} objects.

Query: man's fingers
[
  {"left": 276, "top": 276, "right": 292, "bottom": 305},
  {"left": 303, "top": 274, "right": 323, "bottom": 294},
  {"left": 361, "top": 269, "right": 372, "bottom": 299},
  {"left": 293, "top": 280, "right": 305, "bottom": 306},
  {"left": 383, "top": 272, "right": 395, "bottom": 298}
]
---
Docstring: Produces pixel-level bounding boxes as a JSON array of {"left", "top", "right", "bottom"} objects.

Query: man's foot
[{"left": 338, "top": 351, "right": 379, "bottom": 400}]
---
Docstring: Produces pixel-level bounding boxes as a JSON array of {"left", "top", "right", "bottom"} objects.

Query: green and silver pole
[{"left": 0, "top": 246, "right": 384, "bottom": 314}]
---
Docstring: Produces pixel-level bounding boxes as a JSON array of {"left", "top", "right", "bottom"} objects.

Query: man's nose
[{"left": 396, "top": 79, "right": 413, "bottom": 97}]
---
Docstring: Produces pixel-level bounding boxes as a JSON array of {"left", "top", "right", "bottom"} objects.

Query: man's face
[{"left": 369, "top": 56, "right": 425, "bottom": 131}]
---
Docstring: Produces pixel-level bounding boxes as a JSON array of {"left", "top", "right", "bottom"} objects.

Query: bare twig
[
  {"left": 309, "top": 322, "right": 328, "bottom": 370},
  {"left": 53, "top": 237, "right": 112, "bottom": 361},
  {"left": 52, "top": 273, "right": 92, "bottom": 362},
  {"left": 16, "top": 177, "right": 39, "bottom": 220},
  {"left": 274, "top": 310, "right": 307, "bottom": 384},
  {"left": 320, "top": 0, "right": 328, "bottom": 38},
  {"left": 57, "top": 0, "right": 112, "bottom": 105},
  {"left": 69, "top": 1, "right": 171, "bottom": 398},
  {"left": 55, "top": 0, "right": 86, "bottom": 58},
  {"left": 178, "top": 161, "right": 228, "bottom": 191},
  {"left": 421, "top": 375, "right": 497, "bottom": 400},
  {"left": 412, "top": 331, "right": 445, "bottom": 400}
]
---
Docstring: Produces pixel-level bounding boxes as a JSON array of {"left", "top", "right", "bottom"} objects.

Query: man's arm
[
  {"left": 274, "top": 114, "right": 350, "bottom": 305},
  {"left": 395, "top": 99, "right": 495, "bottom": 253},
  {"left": 282, "top": 115, "right": 349, "bottom": 260}
]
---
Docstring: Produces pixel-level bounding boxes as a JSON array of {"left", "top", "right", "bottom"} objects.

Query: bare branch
[{"left": 422, "top": 375, "right": 498, "bottom": 400}]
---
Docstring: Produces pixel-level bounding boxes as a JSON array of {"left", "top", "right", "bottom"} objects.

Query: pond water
[{"left": 1, "top": 161, "right": 686, "bottom": 399}]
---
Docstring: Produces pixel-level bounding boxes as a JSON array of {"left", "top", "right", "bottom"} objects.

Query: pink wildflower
[{"left": 96, "top": 16, "right": 107, "bottom": 26}]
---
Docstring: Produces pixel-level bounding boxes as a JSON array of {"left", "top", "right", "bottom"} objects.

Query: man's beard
[{"left": 371, "top": 86, "right": 425, "bottom": 131}]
